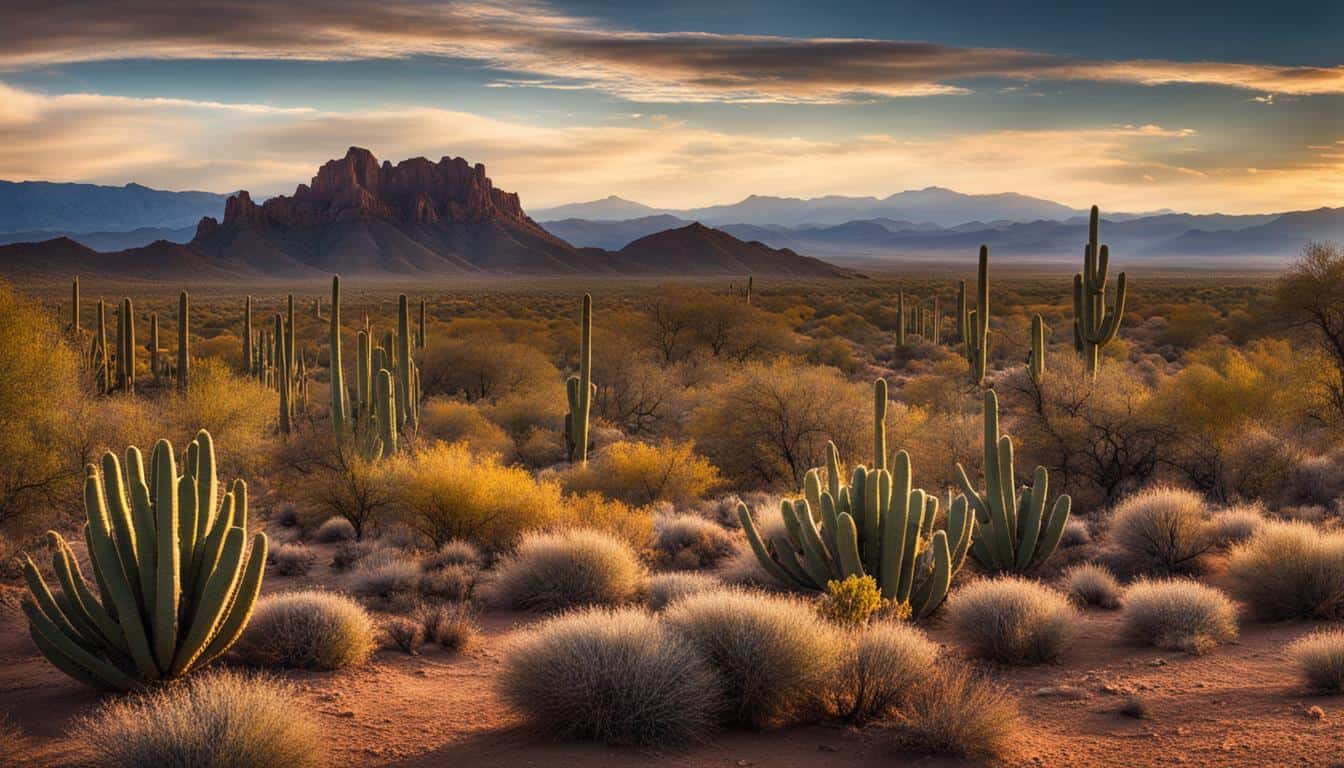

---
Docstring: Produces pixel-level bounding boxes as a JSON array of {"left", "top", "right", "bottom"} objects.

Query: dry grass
[
  {"left": 1227, "top": 521, "right": 1344, "bottom": 620},
  {"left": 1121, "top": 578, "right": 1238, "bottom": 654},
  {"left": 383, "top": 615, "right": 425, "bottom": 655},
  {"left": 74, "top": 671, "right": 322, "bottom": 768},
  {"left": 663, "top": 589, "right": 844, "bottom": 727},
  {"left": 500, "top": 607, "right": 721, "bottom": 746},
  {"left": 483, "top": 529, "right": 647, "bottom": 613},
  {"left": 897, "top": 668, "right": 1021, "bottom": 759},
  {"left": 1107, "top": 486, "right": 1214, "bottom": 576},
  {"left": 235, "top": 590, "right": 377, "bottom": 670},
  {"left": 267, "top": 542, "right": 317, "bottom": 577},
  {"left": 1062, "top": 563, "right": 1123, "bottom": 609},
  {"left": 1208, "top": 505, "right": 1264, "bottom": 547},
  {"left": 350, "top": 557, "right": 422, "bottom": 605},
  {"left": 647, "top": 571, "right": 722, "bottom": 610},
  {"left": 421, "top": 603, "right": 480, "bottom": 652},
  {"left": 652, "top": 512, "right": 737, "bottom": 569},
  {"left": 1287, "top": 629, "right": 1344, "bottom": 691},
  {"left": 331, "top": 540, "right": 393, "bottom": 571},
  {"left": 947, "top": 577, "right": 1078, "bottom": 664},
  {"left": 423, "top": 539, "right": 483, "bottom": 570},
  {"left": 1060, "top": 518, "right": 1092, "bottom": 548},
  {"left": 419, "top": 563, "right": 478, "bottom": 602},
  {"left": 313, "top": 516, "right": 357, "bottom": 543},
  {"left": 835, "top": 622, "right": 938, "bottom": 724}
]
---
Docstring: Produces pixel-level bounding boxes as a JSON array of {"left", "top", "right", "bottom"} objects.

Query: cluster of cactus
[
  {"left": 1073, "top": 206, "right": 1127, "bottom": 379},
  {"left": 954, "top": 390, "right": 1070, "bottom": 574},
  {"left": 564, "top": 293, "right": 594, "bottom": 464},
  {"left": 897, "top": 292, "right": 944, "bottom": 346},
  {"left": 739, "top": 379, "right": 971, "bottom": 618},
  {"left": 728, "top": 275, "right": 753, "bottom": 304},
  {"left": 21, "top": 430, "right": 267, "bottom": 690},
  {"left": 958, "top": 246, "right": 990, "bottom": 385},
  {"left": 329, "top": 277, "right": 420, "bottom": 459}
]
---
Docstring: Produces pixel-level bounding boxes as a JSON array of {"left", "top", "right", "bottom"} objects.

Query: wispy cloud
[{"left": 4, "top": 2, "right": 1343, "bottom": 102}]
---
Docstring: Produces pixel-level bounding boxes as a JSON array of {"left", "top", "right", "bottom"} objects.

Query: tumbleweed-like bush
[
  {"left": 483, "top": 529, "right": 647, "bottom": 613},
  {"left": 234, "top": 590, "right": 376, "bottom": 670},
  {"left": 946, "top": 577, "right": 1077, "bottom": 664},
  {"left": 1121, "top": 578, "right": 1238, "bottom": 654}
]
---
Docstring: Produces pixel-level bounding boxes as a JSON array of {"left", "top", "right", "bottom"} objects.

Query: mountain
[
  {"left": 0, "top": 181, "right": 229, "bottom": 233},
  {"left": 608, "top": 223, "right": 853, "bottom": 277},
  {"left": 0, "top": 226, "right": 196, "bottom": 251},
  {"left": 530, "top": 196, "right": 665, "bottom": 221},
  {"left": 541, "top": 214, "right": 690, "bottom": 250}
]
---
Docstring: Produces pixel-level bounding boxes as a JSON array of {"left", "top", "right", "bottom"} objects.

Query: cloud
[
  {"left": 3, "top": 2, "right": 1343, "bottom": 102},
  {"left": 0, "top": 81, "right": 1338, "bottom": 214}
]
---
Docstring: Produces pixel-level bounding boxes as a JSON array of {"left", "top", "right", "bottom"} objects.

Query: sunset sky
[{"left": 1, "top": 0, "right": 1340, "bottom": 212}]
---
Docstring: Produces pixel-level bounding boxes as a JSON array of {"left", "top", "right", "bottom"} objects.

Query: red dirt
[{"left": 3, "top": 539, "right": 1342, "bottom": 767}]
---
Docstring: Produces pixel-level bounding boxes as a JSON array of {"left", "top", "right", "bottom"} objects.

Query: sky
[{"left": 0, "top": 0, "right": 1340, "bottom": 213}]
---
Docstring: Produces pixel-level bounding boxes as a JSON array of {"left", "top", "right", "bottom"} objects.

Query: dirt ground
[{"left": 4, "top": 538, "right": 1342, "bottom": 768}]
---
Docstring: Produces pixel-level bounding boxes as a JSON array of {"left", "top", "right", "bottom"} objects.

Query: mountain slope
[
  {"left": 613, "top": 223, "right": 854, "bottom": 276},
  {"left": 0, "top": 181, "right": 229, "bottom": 232},
  {"left": 530, "top": 196, "right": 665, "bottom": 221}
]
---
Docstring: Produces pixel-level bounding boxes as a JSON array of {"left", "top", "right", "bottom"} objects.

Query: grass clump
[
  {"left": 947, "top": 577, "right": 1077, "bottom": 664},
  {"left": 75, "top": 671, "right": 322, "bottom": 768},
  {"left": 818, "top": 574, "right": 886, "bottom": 629},
  {"left": 500, "top": 607, "right": 721, "bottom": 746},
  {"left": 235, "top": 590, "right": 376, "bottom": 670},
  {"left": 647, "top": 571, "right": 722, "bottom": 610},
  {"left": 423, "top": 539, "right": 483, "bottom": 570},
  {"left": 663, "top": 589, "right": 844, "bottom": 727},
  {"left": 1062, "top": 563, "right": 1123, "bottom": 609},
  {"left": 1288, "top": 629, "right": 1344, "bottom": 692},
  {"left": 835, "top": 622, "right": 938, "bottom": 724},
  {"left": 652, "top": 512, "right": 737, "bottom": 569},
  {"left": 268, "top": 542, "right": 317, "bottom": 577},
  {"left": 383, "top": 616, "right": 425, "bottom": 655},
  {"left": 1107, "top": 486, "right": 1214, "bottom": 575},
  {"left": 1227, "top": 521, "right": 1344, "bottom": 620},
  {"left": 421, "top": 603, "right": 480, "bottom": 652},
  {"left": 419, "top": 563, "right": 478, "bottom": 602},
  {"left": 351, "top": 556, "right": 422, "bottom": 606},
  {"left": 897, "top": 668, "right": 1020, "bottom": 760},
  {"left": 483, "top": 529, "right": 647, "bottom": 613},
  {"left": 1121, "top": 578, "right": 1238, "bottom": 654},
  {"left": 1208, "top": 505, "right": 1264, "bottom": 547},
  {"left": 313, "top": 516, "right": 356, "bottom": 543}
]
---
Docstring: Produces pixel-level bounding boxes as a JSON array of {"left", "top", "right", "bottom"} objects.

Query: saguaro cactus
[
  {"left": 1072, "top": 206, "right": 1128, "bottom": 379},
  {"left": 243, "top": 296, "right": 252, "bottom": 374},
  {"left": 565, "top": 294, "right": 594, "bottom": 464},
  {"left": 149, "top": 313, "right": 160, "bottom": 382},
  {"left": 1029, "top": 314, "right": 1046, "bottom": 384},
  {"left": 330, "top": 276, "right": 347, "bottom": 436},
  {"left": 276, "top": 314, "right": 291, "bottom": 435},
  {"left": 21, "top": 430, "right": 267, "bottom": 690},
  {"left": 896, "top": 291, "right": 907, "bottom": 346},
  {"left": 117, "top": 297, "right": 135, "bottom": 394},
  {"left": 177, "top": 291, "right": 190, "bottom": 392},
  {"left": 955, "top": 390, "right": 1070, "bottom": 574},
  {"left": 417, "top": 299, "right": 427, "bottom": 349},
  {"left": 961, "top": 246, "right": 990, "bottom": 386}
]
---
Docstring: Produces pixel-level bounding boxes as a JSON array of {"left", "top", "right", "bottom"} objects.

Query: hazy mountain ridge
[{"left": 0, "top": 181, "right": 230, "bottom": 233}]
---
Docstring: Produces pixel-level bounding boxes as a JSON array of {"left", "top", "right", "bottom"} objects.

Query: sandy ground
[{"left": 3, "top": 540, "right": 1343, "bottom": 768}]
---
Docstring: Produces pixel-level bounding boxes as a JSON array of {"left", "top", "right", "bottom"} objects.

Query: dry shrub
[
  {"left": 423, "top": 539, "right": 483, "bottom": 570},
  {"left": 419, "top": 397, "right": 514, "bottom": 457},
  {"left": 331, "top": 540, "right": 393, "bottom": 571},
  {"left": 313, "top": 516, "right": 356, "bottom": 543},
  {"left": 1121, "top": 579, "right": 1238, "bottom": 654},
  {"left": 1288, "top": 629, "right": 1344, "bottom": 691},
  {"left": 663, "top": 589, "right": 844, "bottom": 727},
  {"left": 947, "top": 577, "right": 1077, "bottom": 664},
  {"left": 554, "top": 492, "right": 654, "bottom": 552},
  {"left": 652, "top": 512, "right": 737, "bottom": 569},
  {"left": 75, "top": 671, "right": 322, "bottom": 768},
  {"left": 483, "top": 529, "right": 647, "bottom": 613},
  {"left": 1107, "top": 486, "right": 1214, "bottom": 575},
  {"left": 165, "top": 357, "right": 275, "bottom": 479},
  {"left": 419, "top": 563, "right": 478, "bottom": 602},
  {"left": 818, "top": 574, "right": 886, "bottom": 629},
  {"left": 897, "top": 668, "right": 1020, "bottom": 760},
  {"left": 267, "top": 542, "right": 317, "bottom": 576},
  {"left": 1208, "top": 505, "right": 1264, "bottom": 547},
  {"left": 1062, "top": 563, "right": 1123, "bottom": 609},
  {"left": 835, "top": 622, "right": 938, "bottom": 724},
  {"left": 351, "top": 556, "right": 422, "bottom": 605},
  {"left": 500, "top": 608, "right": 721, "bottom": 746},
  {"left": 383, "top": 616, "right": 424, "bottom": 655},
  {"left": 560, "top": 439, "right": 721, "bottom": 507},
  {"left": 235, "top": 590, "right": 376, "bottom": 670},
  {"left": 717, "top": 546, "right": 783, "bottom": 589},
  {"left": 421, "top": 603, "right": 480, "bottom": 652},
  {"left": 1227, "top": 521, "right": 1344, "bottom": 620},
  {"left": 1060, "top": 518, "right": 1092, "bottom": 548},
  {"left": 647, "top": 571, "right": 721, "bottom": 610}
]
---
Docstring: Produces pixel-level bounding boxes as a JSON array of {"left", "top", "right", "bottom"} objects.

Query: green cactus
[
  {"left": 95, "top": 299, "right": 110, "bottom": 394},
  {"left": 565, "top": 293, "right": 594, "bottom": 464},
  {"left": 1029, "top": 314, "right": 1046, "bottom": 384},
  {"left": 961, "top": 246, "right": 989, "bottom": 386},
  {"left": 738, "top": 379, "right": 971, "bottom": 618},
  {"left": 21, "top": 430, "right": 267, "bottom": 691},
  {"left": 117, "top": 297, "right": 135, "bottom": 394},
  {"left": 329, "top": 276, "right": 347, "bottom": 436},
  {"left": 375, "top": 368, "right": 397, "bottom": 456},
  {"left": 1072, "top": 206, "right": 1128, "bottom": 379},
  {"left": 896, "top": 291, "right": 907, "bottom": 346},
  {"left": 418, "top": 299, "right": 427, "bottom": 349},
  {"left": 243, "top": 296, "right": 252, "bottom": 375},
  {"left": 955, "top": 390, "right": 1070, "bottom": 574},
  {"left": 177, "top": 290, "right": 190, "bottom": 392},
  {"left": 275, "top": 315, "right": 291, "bottom": 435},
  {"left": 149, "top": 312, "right": 160, "bottom": 383}
]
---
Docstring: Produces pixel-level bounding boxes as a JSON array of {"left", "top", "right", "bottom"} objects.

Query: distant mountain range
[
  {"left": 0, "top": 181, "right": 229, "bottom": 233},
  {"left": 0, "top": 148, "right": 852, "bottom": 280}
]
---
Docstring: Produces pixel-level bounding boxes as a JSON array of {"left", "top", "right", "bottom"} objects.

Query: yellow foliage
[
  {"left": 819, "top": 574, "right": 887, "bottom": 629},
  {"left": 560, "top": 439, "right": 721, "bottom": 507}
]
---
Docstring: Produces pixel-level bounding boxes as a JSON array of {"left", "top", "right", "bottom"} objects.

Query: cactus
[
  {"left": 961, "top": 246, "right": 989, "bottom": 386},
  {"left": 954, "top": 390, "right": 1070, "bottom": 574},
  {"left": 1029, "top": 314, "right": 1046, "bottom": 384},
  {"left": 738, "top": 379, "right": 971, "bottom": 618},
  {"left": 418, "top": 299, "right": 427, "bottom": 349},
  {"left": 94, "top": 299, "right": 110, "bottom": 393},
  {"left": 177, "top": 291, "right": 190, "bottom": 392},
  {"left": 395, "top": 295, "right": 417, "bottom": 432},
  {"left": 276, "top": 315, "right": 291, "bottom": 435},
  {"left": 117, "top": 297, "right": 135, "bottom": 394},
  {"left": 1072, "top": 206, "right": 1128, "bottom": 379},
  {"left": 746, "top": 275, "right": 753, "bottom": 306},
  {"left": 330, "top": 276, "right": 347, "bottom": 436},
  {"left": 565, "top": 294, "right": 594, "bottom": 464},
  {"left": 149, "top": 313, "right": 160, "bottom": 383},
  {"left": 375, "top": 368, "right": 397, "bottom": 455},
  {"left": 896, "top": 291, "right": 907, "bottom": 346},
  {"left": 21, "top": 430, "right": 267, "bottom": 690},
  {"left": 243, "top": 296, "right": 252, "bottom": 374}
]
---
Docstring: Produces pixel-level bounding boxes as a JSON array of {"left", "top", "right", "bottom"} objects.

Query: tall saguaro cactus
[
  {"left": 873, "top": 378, "right": 888, "bottom": 474},
  {"left": 1072, "top": 206, "right": 1128, "bottom": 379},
  {"left": 21, "top": 430, "right": 267, "bottom": 690},
  {"left": 565, "top": 293, "right": 594, "bottom": 464},
  {"left": 1028, "top": 314, "right": 1046, "bottom": 384},
  {"left": 177, "top": 291, "right": 190, "bottom": 392},
  {"left": 896, "top": 291, "right": 907, "bottom": 346},
  {"left": 276, "top": 314, "right": 291, "bottom": 435},
  {"left": 417, "top": 299, "right": 427, "bottom": 349},
  {"left": 961, "top": 246, "right": 990, "bottom": 386},
  {"left": 243, "top": 296, "right": 252, "bottom": 374},
  {"left": 955, "top": 390, "right": 1070, "bottom": 574},
  {"left": 117, "top": 297, "right": 135, "bottom": 394},
  {"left": 330, "top": 276, "right": 347, "bottom": 436}
]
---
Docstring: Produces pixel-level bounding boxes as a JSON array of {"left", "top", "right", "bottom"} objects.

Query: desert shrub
[
  {"left": 1062, "top": 563, "right": 1123, "bottom": 609},
  {"left": 1107, "top": 486, "right": 1214, "bottom": 575},
  {"left": 1227, "top": 521, "right": 1344, "bottom": 620},
  {"left": 1209, "top": 505, "right": 1264, "bottom": 547},
  {"left": 663, "top": 589, "right": 844, "bottom": 727},
  {"left": 652, "top": 512, "right": 737, "bottom": 569},
  {"left": 835, "top": 622, "right": 938, "bottom": 724},
  {"left": 560, "top": 439, "right": 721, "bottom": 507},
  {"left": 292, "top": 440, "right": 395, "bottom": 541},
  {"left": 350, "top": 557, "right": 422, "bottom": 606},
  {"left": 818, "top": 574, "right": 886, "bottom": 629},
  {"left": 423, "top": 539, "right": 483, "bottom": 570},
  {"left": 1060, "top": 518, "right": 1092, "bottom": 548},
  {"left": 897, "top": 668, "right": 1020, "bottom": 759},
  {"left": 421, "top": 603, "right": 479, "bottom": 652},
  {"left": 555, "top": 492, "right": 654, "bottom": 551},
  {"left": 418, "top": 397, "right": 514, "bottom": 456},
  {"left": 1121, "top": 579, "right": 1238, "bottom": 654},
  {"left": 420, "top": 336, "right": 558, "bottom": 402},
  {"left": 267, "top": 542, "right": 317, "bottom": 576},
  {"left": 331, "top": 540, "right": 392, "bottom": 571},
  {"left": 718, "top": 546, "right": 783, "bottom": 589},
  {"left": 313, "top": 516, "right": 356, "bottom": 543},
  {"left": 165, "top": 357, "right": 275, "bottom": 479},
  {"left": 501, "top": 608, "right": 721, "bottom": 746},
  {"left": 272, "top": 502, "right": 300, "bottom": 528},
  {"left": 384, "top": 616, "right": 424, "bottom": 655},
  {"left": 74, "top": 671, "right": 322, "bottom": 768},
  {"left": 647, "top": 571, "right": 721, "bottom": 610},
  {"left": 947, "top": 578, "right": 1077, "bottom": 664},
  {"left": 419, "top": 563, "right": 477, "bottom": 602},
  {"left": 235, "top": 591, "right": 376, "bottom": 670},
  {"left": 1288, "top": 629, "right": 1344, "bottom": 691},
  {"left": 483, "top": 529, "right": 647, "bottom": 612}
]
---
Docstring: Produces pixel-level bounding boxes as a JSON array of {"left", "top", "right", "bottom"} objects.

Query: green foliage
[
  {"left": 961, "top": 246, "right": 990, "bottom": 385},
  {"left": 21, "top": 430, "right": 267, "bottom": 690},
  {"left": 565, "top": 293, "right": 594, "bottom": 464},
  {"left": 819, "top": 574, "right": 886, "bottom": 628},
  {"left": 1072, "top": 206, "right": 1128, "bottom": 378}
]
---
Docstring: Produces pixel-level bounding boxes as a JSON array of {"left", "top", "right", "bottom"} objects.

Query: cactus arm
[
  {"left": 125, "top": 447, "right": 157, "bottom": 610},
  {"left": 818, "top": 491, "right": 840, "bottom": 555},
  {"left": 787, "top": 499, "right": 837, "bottom": 583},
  {"left": 193, "top": 430, "right": 218, "bottom": 555},
  {"left": 98, "top": 452, "right": 142, "bottom": 612},
  {"left": 1029, "top": 495, "right": 1072, "bottom": 571},
  {"left": 1014, "top": 466, "right": 1050, "bottom": 571},
  {"left": 153, "top": 441, "right": 181, "bottom": 671},
  {"left": 330, "top": 276, "right": 346, "bottom": 436},
  {"left": 997, "top": 434, "right": 1017, "bottom": 543},
  {"left": 825, "top": 441, "right": 841, "bottom": 503},
  {"left": 737, "top": 503, "right": 807, "bottom": 589},
  {"left": 910, "top": 530, "right": 952, "bottom": 619},
  {"left": 192, "top": 492, "right": 234, "bottom": 608},
  {"left": 873, "top": 379, "right": 888, "bottom": 473},
  {"left": 22, "top": 555, "right": 98, "bottom": 651},
  {"left": 833, "top": 513, "right": 865, "bottom": 579},
  {"left": 84, "top": 468, "right": 159, "bottom": 679},
  {"left": 195, "top": 532, "right": 267, "bottom": 669},
  {"left": 50, "top": 535, "right": 126, "bottom": 654},
  {"left": 878, "top": 469, "right": 907, "bottom": 601},
  {"left": 23, "top": 600, "right": 141, "bottom": 691},
  {"left": 768, "top": 534, "right": 816, "bottom": 589},
  {"left": 896, "top": 488, "right": 925, "bottom": 603},
  {"left": 26, "top": 618, "right": 112, "bottom": 690},
  {"left": 947, "top": 496, "right": 973, "bottom": 571},
  {"left": 172, "top": 526, "right": 245, "bottom": 676},
  {"left": 46, "top": 538, "right": 116, "bottom": 651}
]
